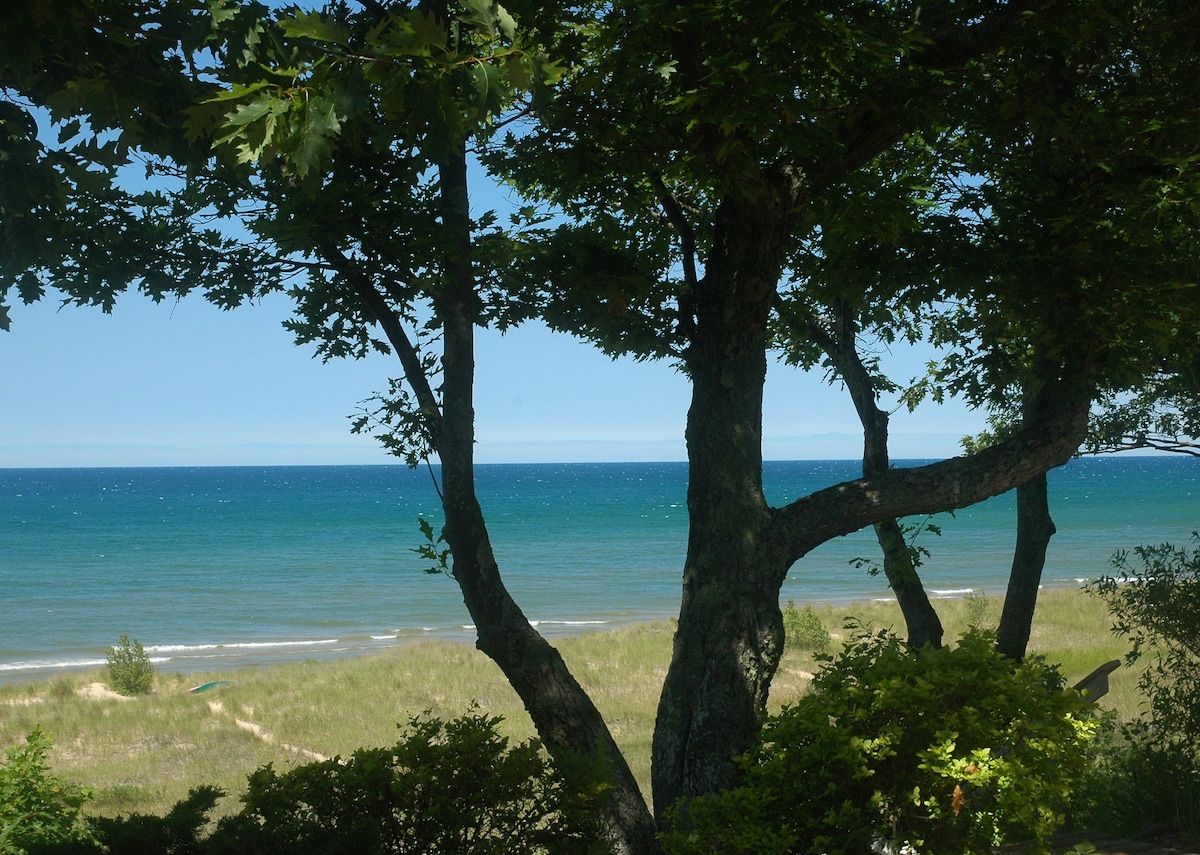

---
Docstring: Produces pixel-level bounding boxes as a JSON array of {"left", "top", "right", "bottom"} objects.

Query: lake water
[{"left": 1, "top": 457, "right": 1195, "bottom": 681}]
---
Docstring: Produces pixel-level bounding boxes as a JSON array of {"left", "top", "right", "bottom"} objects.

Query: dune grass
[{"left": 0, "top": 585, "right": 1140, "bottom": 820}]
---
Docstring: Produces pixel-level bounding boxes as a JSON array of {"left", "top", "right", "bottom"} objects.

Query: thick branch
[
  {"left": 772, "top": 378, "right": 1092, "bottom": 571},
  {"left": 433, "top": 152, "right": 658, "bottom": 855}
]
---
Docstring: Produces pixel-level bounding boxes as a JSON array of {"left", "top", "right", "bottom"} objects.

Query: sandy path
[{"left": 205, "top": 699, "right": 329, "bottom": 762}]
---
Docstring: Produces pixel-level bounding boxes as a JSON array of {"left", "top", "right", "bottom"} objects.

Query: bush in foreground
[
  {"left": 1079, "top": 535, "right": 1200, "bottom": 839},
  {"left": 210, "top": 709, "right": 606, "bottom": 854},
  {"left": 661, "top": 627, "right": 1097, "bottom": 855},
  {"left": 37, "top": 710, "right": 608, "bottom": 855},
  {"left": 0, "top": 728, "right": 94, "bottom": 855}
]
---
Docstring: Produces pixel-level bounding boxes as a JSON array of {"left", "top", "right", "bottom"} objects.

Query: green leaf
[
  {"left": 279, "top": 11, "right": 350, "bottom": 46},
  {"left": 223, "top": 91, "right": 282, "bottom": 127},
  {"left": 205, "top": 80, "right": 273, "bottom": 103},
  {"left": 494, "top": 3, "right": 517, "bottom": 41},
  {"left": 291, "top": 96, "right": 342, "bottom": 178},
  {"left": 468, "top": 62, "right": 505, "bottom": 120}
]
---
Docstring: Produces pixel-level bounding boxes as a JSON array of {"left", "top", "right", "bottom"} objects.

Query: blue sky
[
  {"left": 0, "top": 284, "right": 986, "bottom": 467},
  {"left": 0, "top": 82, "right": 995, "bottom": 468}
]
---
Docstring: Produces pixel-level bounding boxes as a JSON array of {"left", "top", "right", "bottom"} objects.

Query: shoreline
[{"left": 0, "top": 581, "right": 1094, "bottom": 687}]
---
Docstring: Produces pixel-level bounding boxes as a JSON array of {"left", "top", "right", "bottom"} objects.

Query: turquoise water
[{"left": 1, "top": 458, "right": 1196, "bottom": 681}]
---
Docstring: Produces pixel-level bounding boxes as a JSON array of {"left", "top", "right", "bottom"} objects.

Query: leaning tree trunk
[
  {"left": 433, "top": 151, "right": 658, "bottom": 855},
  {"left": 996, "top": 471, "right": 1056, "bottom": 659},
  {"left": 816, "top": 302, "right": 945, "bottom": 649}
]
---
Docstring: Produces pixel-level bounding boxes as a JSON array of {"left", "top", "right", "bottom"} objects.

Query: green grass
[{"left": 0, "top": 586, "right": 1141, "bottom": 820}]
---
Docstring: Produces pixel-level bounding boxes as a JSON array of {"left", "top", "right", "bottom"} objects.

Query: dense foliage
[
  {"left": 209, "top": 710, "right": 605, "bottom": 855},
  {"left": 1078, "top": 534, "right": 1200, "bottom": 839},
  {"left": 0, "top": 728, "right": 94, "bottom": 855},
  {"left": 104, "top": 634, "right": 154, "bottom": 697},
  {"left": 660, "top": 629, "right": 1097, "bottom": 855},
  {"left": 26, "top": 710, "right": 606, "bottom": 855},
  {"left": 1090, "top": 535, "right": 1200, "bottom": 747},
  {"left": 781, "top": 600, "right": 831, "bottom": 655}
]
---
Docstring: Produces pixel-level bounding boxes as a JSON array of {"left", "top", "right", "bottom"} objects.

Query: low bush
[
  {"left": 1072, "top": 714, "right": 1200, "bottom": 840},
  {"left": 208, "top": 709, "right": 606, "bottom": 854},
  {"left": 781, "top": 600, "right": 831, "bottom": 655},
  {"left": 0, "top": 728, "right": 94, "bottom": 854},
  {"left": 1089, "top": 534, "right": 1200, "bottom": 746},
  {"left": 44, "top": 709, "right": 607, "bottom": 855},
  {"left": 105, "top": 634, "right": 154, "bottom": 697},
  {"left": 661, "top": 627, "right": 1097, "bottom": 855}
]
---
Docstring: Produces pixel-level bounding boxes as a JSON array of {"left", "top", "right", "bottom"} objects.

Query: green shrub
[
  {"left": 661, "top": 627, "right": 1097, "bottom": 855},
  {"left": 964, "top": 590, "right": 993, "bottom": 629},
  {"left": 105, "top": 634, "right": 154, "bottom": 696},
  {"left": 1089, "top": 534, "right": 1200, "bottom": 747},
  {"left": 0, "top": 728, "right": 94, "bottom": 854},
  {"left": 207, "top": 709, "right": 607, "bottom": 854},
  {"left": 781, "top": 600, "right": 831, "bottom": 654},
  {"left": 1072, "top": 715, "right": 1200, "bottom": 840},
  {"left": 1082, "top": 534, "right": 1200, "bottom": 841}
]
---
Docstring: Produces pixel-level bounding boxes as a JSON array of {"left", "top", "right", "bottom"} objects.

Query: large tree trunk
[
  {"left": 655, "top": 329, "right": 1093, "bottom": 818},
  {"left": 651, "top": 191, "right": 793, "bottom": 815},
  {"left": 996, "top": 472, "right": 1056, "bottom": 659},
  {"left": 433, "top": 152, "right": 658, "bottom": 855}
]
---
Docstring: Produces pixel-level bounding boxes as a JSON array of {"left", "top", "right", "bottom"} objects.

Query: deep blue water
[{"left": 1, "top": 458, "right": 1195, "bottom": 681}]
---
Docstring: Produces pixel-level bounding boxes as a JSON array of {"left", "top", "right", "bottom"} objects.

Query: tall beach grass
[{"left": 0, "top": 585, "right": 1138, "bottom": 819}]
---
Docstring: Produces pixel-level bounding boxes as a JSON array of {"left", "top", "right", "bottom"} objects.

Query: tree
[
  {"left": 4, "top": 2, "right": 656, "bottom": 851},
  {"left": 490, "top": 0, "right": 1200, "bottom": 816},
  {"left": 6, "top": 1, "right": 1200, "bottom": 851}
]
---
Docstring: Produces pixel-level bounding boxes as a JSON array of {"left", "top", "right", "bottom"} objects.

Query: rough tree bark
[{"left": 652, "top": 187, "right": 796, "bottom": 809}]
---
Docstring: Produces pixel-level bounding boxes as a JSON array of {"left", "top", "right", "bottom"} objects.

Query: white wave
[
  {"left": 218, "top": 639, "right": 339, "bottom": 650},
  {"left": 0, "top": 657, "right": 107, "bottom": 672},
  {"left": 535, "top": 620, "right": 608, "bottom": 626},
  {"left": 146, "top": 639, "right": 339, "bottom": 654},
  {"left": 370, "top": 635, "right": 398, "bottom": 640},
  {"left": 929, "top": 588, "right": 975, "bottom": 596}
]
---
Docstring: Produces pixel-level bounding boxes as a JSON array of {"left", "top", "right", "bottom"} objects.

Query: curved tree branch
[
  {"left": 317, "top": 242, "right": 444, "bottom": 443},
  {"left": 771, "top": 375, "right": 1093, "bottom": 574}
]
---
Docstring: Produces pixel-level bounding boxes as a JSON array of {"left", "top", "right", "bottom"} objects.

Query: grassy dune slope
[{"left": 0, "top": 587, "right": 1135, "bottom": 818}]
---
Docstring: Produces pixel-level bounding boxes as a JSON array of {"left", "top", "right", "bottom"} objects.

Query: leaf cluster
[
  {"left": 203, "top": 709, "right": 607, "bottom": 854},
  {"left": 920, "top": 0, "right": 1200, "bottom": 406},
  {"left": 1089, "top": 534, "right": 1200, "bottom": 748},
  {"left": 24, "top": 711, "right": 609, "bottom": 854},
  {"left": 661, "top": 628, "right": 1097, "bottom": 855},
  {"left": 0, "top": 728, "right": 95, "bottom": 855},
  {"left": 780, "top": 600, "right": 831, "bottom": 655}
]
